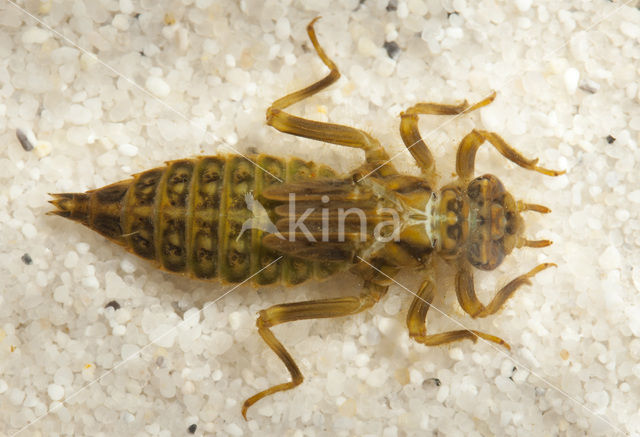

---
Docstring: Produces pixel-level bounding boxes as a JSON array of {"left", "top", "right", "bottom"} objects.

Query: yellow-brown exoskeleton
[{"left": 49, "top": 17, "right": 564, "bottom": 419}]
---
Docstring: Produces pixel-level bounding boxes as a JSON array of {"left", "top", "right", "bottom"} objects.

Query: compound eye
[
  {"left": 505, "top": 211, "right": 515, "bottom": 234},
  {"left": 479, "top": 242, "right": 505, "bottom": 271},
  {"left": 469, "top": 175, "right": 505, "bottom": 202},
  {"left": 467, "top": 239, "right": 506, "bottom": 271},
  {"left": 469, "top": 241, "right": 481, "bottom": 260},
  {"left": 482, "top": 175, "right": 505, "bottom": 199}
]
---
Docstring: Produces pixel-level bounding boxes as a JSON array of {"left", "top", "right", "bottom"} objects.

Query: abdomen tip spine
[{"left": 49, "top": 193, "right": 90, "bottom": 223}]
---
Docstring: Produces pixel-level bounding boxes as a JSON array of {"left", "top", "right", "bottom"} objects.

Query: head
[{"left": 435, "top": 174, "right": 550, "bottom": 270}]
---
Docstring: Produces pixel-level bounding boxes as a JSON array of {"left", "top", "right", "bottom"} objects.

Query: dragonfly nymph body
[{"left": 50, "top": 18, "right": 564, "bottom": 418}]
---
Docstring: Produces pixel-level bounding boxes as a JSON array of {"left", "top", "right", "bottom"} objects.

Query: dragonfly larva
[{"left": 49, "top": 17, "right": 564, "bottom": 418}]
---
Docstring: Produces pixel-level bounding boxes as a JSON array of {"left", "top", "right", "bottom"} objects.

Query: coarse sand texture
[{"left": 1, "top": 1, "right": 640, "bottom": 436}]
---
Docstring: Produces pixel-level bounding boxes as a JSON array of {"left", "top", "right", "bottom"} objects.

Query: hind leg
[
  {"left": 267, "top": 18, "right": 391, "bottom": 167},
  {"left": 241, "top": 284, "right": 387, "bottom": 419}
]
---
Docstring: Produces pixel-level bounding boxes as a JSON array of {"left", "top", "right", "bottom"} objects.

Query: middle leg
[
  {"left": 399, "top": 92, "right": 496, "bottom": 177},
  {"left": 456, "top": 129, "right": 565, "bottom": 182}
]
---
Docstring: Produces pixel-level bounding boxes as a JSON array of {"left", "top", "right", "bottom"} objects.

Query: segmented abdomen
[{"left": 51, "top": 155, "right": 340, "bottom": 285}]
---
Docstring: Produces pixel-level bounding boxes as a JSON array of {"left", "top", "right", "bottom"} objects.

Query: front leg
[
  {"left": 455, "top": 262, "right": 556, "bottom": 318},
  {"left": 406, "top": 273, "right": 510, "bottom": 349}
]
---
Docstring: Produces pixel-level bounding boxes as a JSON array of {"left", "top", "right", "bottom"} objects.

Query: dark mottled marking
[
  {"left": 160, "top": 219, "right": 186, "bottom": 272},
  {"left": 229, "top": 159, "right": 254, "bottom": 211},
  {"left": 287, "top": 158, "right": 314, "bottom": 182},
  {"left": 188, "top": 424, "right": 197, "bottom": 434},
  {"left": 255, "top": 253, "right": 281, "bottom": 285},
  {"left": 189, "top": 158, "right": 225, "bottom": 278},
  {"left": 227, "top": 248, "right": 249, "bottom": 277},
  {"left": 232, "top": 162, "right": 253, "bottom": 184},
  {"left": 606, "top": 135, "right": 616, "bottom": 144},
  {"left": 53, "top": 154, "right": 347, "bottom": 287},
  {"left": 260, "top": 156, "right": 285, "bottom": 185},
  {"left": 218, "top": 156, "right": 253, "bottom": 282},
  {"left": 153, "top": 161, "right": 192, "bottom": 273},
  {"left": 93, "top": 213, "right": 123, "bottom": 240},
  {"left": 223, "top": 224, "right": 252, "bottom": 282},
  {"left": 133, "top": 169, "right": 163, "bottom": 206},
  {"left": 287, "top": 258, "right": 312, "bottom": 285},
  {"left": 130, "top": 216, "right": 155, "bottom": 259},
  {"left": 165, "top": 161, "right": 193, "bottom": 207},
  {"left": 196, "top": 158, "right": 224, "bottom": 210},
  {"left": 21, "top": 253, "right": 33, "bottom": 265},
  {"left": 228, "top": 221, "right": 242, "bottom": 240},
  {"left": 192, "top": 227, "right": 218, "bottom": 278},
  {"left": 96, "top": 182, "right": 129, "bottom": 203}
]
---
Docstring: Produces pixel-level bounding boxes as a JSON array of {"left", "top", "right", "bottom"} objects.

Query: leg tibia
[
  {"left": 456, "top": 129, "right": 565, "bottom": 181},
  {"left": 266, "top": 18, "right": 390, "bottom": 166},
  {"left": 455, "top": 263, "right": 557, "bottom": 319},
  {"left": 406, "top": 276, "right": 510, "bottom": 350},
  {"left": 241, "top": 285, "right": 387, "bottom": 418},
  {"left": 410, "top": 329, "right": 510, "bottom": 349}
]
